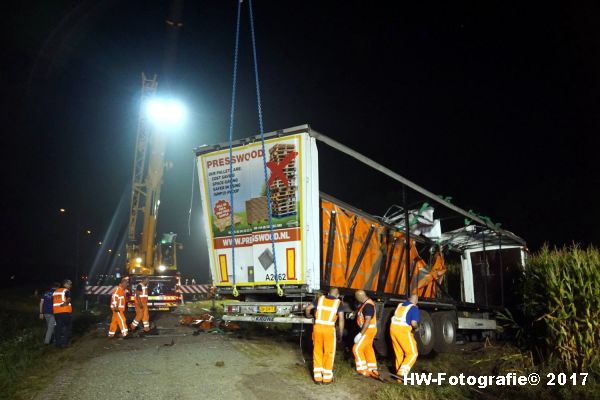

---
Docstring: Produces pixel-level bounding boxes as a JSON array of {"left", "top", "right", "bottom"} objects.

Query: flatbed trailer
[{"left": 194, "top": 125, "right": 526, "bottom": 355}]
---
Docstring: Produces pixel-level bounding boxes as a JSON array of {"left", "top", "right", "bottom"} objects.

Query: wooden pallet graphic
[
  {"left": 268, "top": 144, "right": 296, "bottom": 155},
  {"left": 245, "top": 197, "right": 268, "bottom": 225},
  {"left": 268, "top": 144, "right": 297, "bottom": 189},
  {"left": 214, "top": 214, "right": 242, "bottom": 231}
]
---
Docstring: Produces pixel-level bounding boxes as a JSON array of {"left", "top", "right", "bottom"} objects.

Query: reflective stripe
[
  {"left": 112, "top": 287, "right": 126, "bottom": 309},
  {"left": 353, "top": 332, "right": 367, "bottom": 371},
  {"left": 317, "top": 305, "right": 338, "bottom": 311},
  {"left": 392, "top": 303, "right": 414, "bottom": 326},
  {"left": 53, "top": 288, "right": 72, "bottom": 313},
  {"left": 357, "top": 298, "right": 377, "bottom": 329},
  {"left": 137, "top": 285, "right": 149, "bottom": 298},
  {"left": 403, "top": 330, "right": 418, "bottom": 371},
  {"left": 315, "top": 296, "right": 340, "bottom": 326}
]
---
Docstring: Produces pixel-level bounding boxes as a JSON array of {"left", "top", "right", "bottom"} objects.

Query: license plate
[
  {"left": 254, "top": 316, "right": 274, "bottom": 322},
  {"left": 259, "top": 305, "right": 276, "bottom": 313}
]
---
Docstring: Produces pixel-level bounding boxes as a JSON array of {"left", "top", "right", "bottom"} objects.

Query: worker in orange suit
[
  {"left": 390, "top": 294, "right": 420, "bottom": 382},
  {"left": 304, "top": 288, "right": 345, "bottom": 385},
  {"left": 53, "top": 279, "right": 73, "bottom": 348},
  {"left": 108, "top": 279, "right": 128, "bottom": 338},
  {"left": 130, "top": 276, "right": 150, "bottom": 333},
  {"left": 352, "top": 290, "right": 379, "bottom": 379}
]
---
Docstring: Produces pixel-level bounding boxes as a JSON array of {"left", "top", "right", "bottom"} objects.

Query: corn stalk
[{"left": 522, "top": 244, "right": 600, "bottom": 372}]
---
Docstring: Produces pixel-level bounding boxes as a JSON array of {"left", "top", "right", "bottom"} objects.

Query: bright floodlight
[
  {"left": 145, "top": 98, "right": 187, "bottom": 129},
  {"left": 158, "top": 265, "right": 166, "bottom": 272}
]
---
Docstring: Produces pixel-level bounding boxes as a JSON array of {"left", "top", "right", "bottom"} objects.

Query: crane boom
[
  {"left": 128, "top": 74, "right": 157, "bottom": 242},
  {"left": 126, "top": 73, "right": 165, "bottom": 275}
]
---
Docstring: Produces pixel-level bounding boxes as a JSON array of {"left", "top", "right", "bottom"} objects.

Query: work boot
[{"left": 369, "top": 370, "right": 381, "bottom": 380}]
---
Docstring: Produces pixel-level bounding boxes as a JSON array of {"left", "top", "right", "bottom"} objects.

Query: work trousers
[
  {"left": 312, "top": 325, "right": 337, "bottom": 383},
  {"left": 390, "top": 325, "right": 418, "bottom": 376},
  {"left": 54, "top": 313, "right": 72, "bottom": 347},
  {"left": 131, "top": 302, "right": 150, "bottom": 332},
  {"left": 353, "top": 329, "right": 377, "bottom": 374},
  {"left": 44, "top": 314, "right": 56, "bottom": 344},
  {"left": 108, "top": 310, "right": 128, "bottom": 337}
]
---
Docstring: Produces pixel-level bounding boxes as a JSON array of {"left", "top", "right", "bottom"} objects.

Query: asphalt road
[{"left": 32, "top": 313, "right": 379, "bottom": 400}]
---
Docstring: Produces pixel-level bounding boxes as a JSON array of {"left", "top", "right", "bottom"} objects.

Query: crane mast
[{"left": 126, "top": 73, "right": 166, "bottom": 276}]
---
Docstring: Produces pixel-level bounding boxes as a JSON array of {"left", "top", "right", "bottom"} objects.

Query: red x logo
[{"left": 266, "top": 151, "right": 298, "bottom": 187}]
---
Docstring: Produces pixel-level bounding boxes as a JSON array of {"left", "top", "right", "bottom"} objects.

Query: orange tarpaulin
[
  {"left": 320, "top": 199, "right": 446, "bottom": 298},
  {"left": 415, "top": 251, "right": 446, "bottom": 298}
]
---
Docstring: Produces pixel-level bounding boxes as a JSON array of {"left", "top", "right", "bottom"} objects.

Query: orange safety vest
[
  {"left": 357, "top": 298, "right": 377, "bottom": 330},
  {"left": 53, "top": 288, "right": 72, "bottom": 314},
  {"left": 111, "top": 286, "right": 126, "bottom": 311},
  {"left": 314, "top": 296, "right": 341, "bottom": 327},
  {"left": 391, "top": 303, "right": 416, "bottom": 327},
  {"left": 136, "top": 284, "right": 149, "bottom": 305}
]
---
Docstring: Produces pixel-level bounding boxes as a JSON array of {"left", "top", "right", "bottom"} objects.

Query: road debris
[
  {"left": 180, "top": 314, "right": 215, "bottom": 331},
  {"left": 180, "top": 314, "right": 240, "bottom": 334}
]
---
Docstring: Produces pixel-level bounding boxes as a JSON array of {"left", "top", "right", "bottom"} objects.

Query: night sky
[{"left": 3, "top": 1, "right": 600, "bottom": 284}]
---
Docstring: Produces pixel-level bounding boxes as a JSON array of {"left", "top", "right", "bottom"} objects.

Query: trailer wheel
[
  {"left": 415, "top": 310, "right": 434, "bottom": 356},
  {"left": 432, "top": 312, "right": 456, "bottom": 353}
]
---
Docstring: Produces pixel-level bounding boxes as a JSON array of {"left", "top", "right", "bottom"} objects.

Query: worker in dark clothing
[
  {"left": 39, "top": 282, "right": 60, "bottom": 344},
  {"left": 53, "top": 279, "right": 73, "bottom": 348}
]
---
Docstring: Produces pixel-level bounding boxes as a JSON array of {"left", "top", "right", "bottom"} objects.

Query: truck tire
[
  {"left": 374, "top": 307, "right": 394, "bottom": 357},
  {"left": 415, "top": 310, "right": 434, "bottom": 356},
  {"left": 432, "top": 312, "right": 456, "bottom": 353}
]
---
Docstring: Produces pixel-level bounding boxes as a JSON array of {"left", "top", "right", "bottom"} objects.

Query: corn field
[{"left": 522, "top": 245, "right": 600, "bottom": 373}]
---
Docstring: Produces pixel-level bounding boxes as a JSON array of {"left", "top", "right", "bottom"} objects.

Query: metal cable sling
[
  {"left": 227, "top": 0, "right": 242, "bottom": 297},
  {"left": 249, "top": 0, "right": 283, "bottom": 297}
]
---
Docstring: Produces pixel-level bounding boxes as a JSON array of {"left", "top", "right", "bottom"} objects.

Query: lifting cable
[
  {"left": 227, "top": 0, "right": 242, "bottom": 297},
  {"left": 228, "top": 0, "right": 283, "bottom": 297}
]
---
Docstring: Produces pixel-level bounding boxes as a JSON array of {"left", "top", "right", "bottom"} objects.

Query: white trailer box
[{"left": 196, "top": 126, "right": 320, "bottom": 293}]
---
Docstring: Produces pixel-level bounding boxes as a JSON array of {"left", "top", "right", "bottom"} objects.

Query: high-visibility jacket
[
  {"left": 53, "top": 288, "right": 72, "bottom": 314},
  {"left": 314, "top": 296, "right": 341, "bottom": 327},
  {"left": 391, "top": 303, "right": 416, "bottom": 327},
  {"left": 136, "top": 284, "right": 149, "bottom": 305},
  {"left": 357, "top": 298, "right": 377, "bottom": 330},
  {"left": 111, "top": 287, "right": 126, "bottom": 311}
]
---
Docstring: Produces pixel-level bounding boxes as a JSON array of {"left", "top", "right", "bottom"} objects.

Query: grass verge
[{"left": 0, "top": 287, "right": 103, "bottom": 400}]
